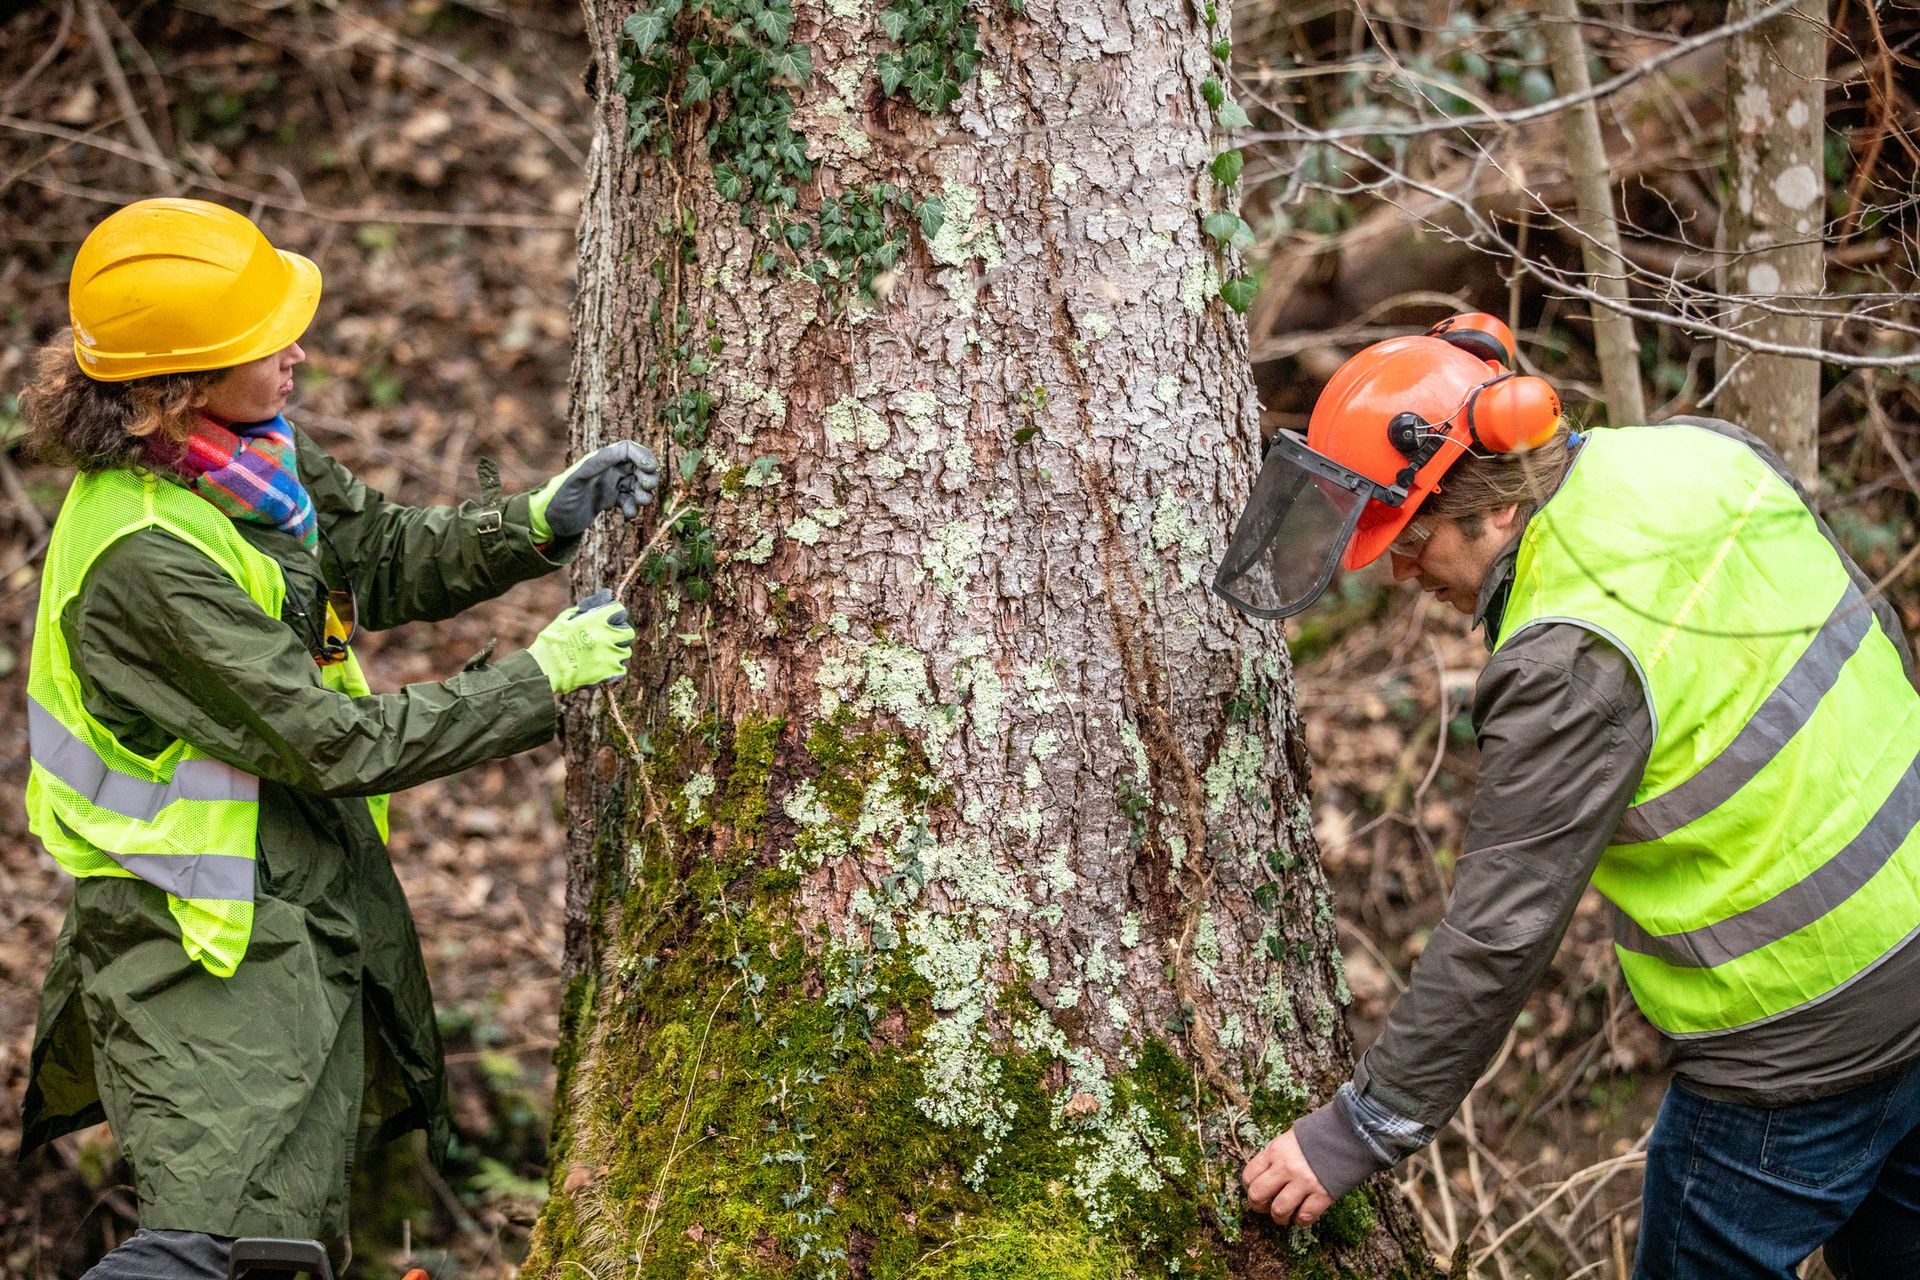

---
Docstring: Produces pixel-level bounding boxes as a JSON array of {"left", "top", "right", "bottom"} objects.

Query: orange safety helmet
[{"left": 1215, "top": 313, "right": 1562, "bottom": 620}]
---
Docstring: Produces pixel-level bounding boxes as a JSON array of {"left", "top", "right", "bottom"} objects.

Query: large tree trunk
[
  {"left": 527, "top": 0, "right": 1439, "bottom": 1274},
  {"left": 1714, "top": 0, "right": 1828, "bottom": 484}
]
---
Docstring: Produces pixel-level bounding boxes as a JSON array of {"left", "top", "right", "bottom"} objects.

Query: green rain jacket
[{"left": 19, "top": 427, "right": 572, "bottom": 1239}]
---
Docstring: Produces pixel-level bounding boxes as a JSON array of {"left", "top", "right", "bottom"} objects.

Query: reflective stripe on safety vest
[
  {"left": 1496, "top": 425, "right": 1920, "bottom": 1036},
  {"left": 25, "top": 466, "right": 385, "bottom": 978},
  {"left": 28, "top": 696, "right": 260, "bottom": 817}
]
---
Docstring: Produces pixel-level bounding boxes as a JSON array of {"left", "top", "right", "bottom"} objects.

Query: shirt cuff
[
  {"left": 1290, "top": 1091, "right": 1393, "bottom": 1201},
  {"left": 499, "top": 491, "right": 583, "bottom": 571}
]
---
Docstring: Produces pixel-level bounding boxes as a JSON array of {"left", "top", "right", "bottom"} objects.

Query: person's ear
[{"left": 1486, "top": 503, "right": 1522, "bottom": 536}]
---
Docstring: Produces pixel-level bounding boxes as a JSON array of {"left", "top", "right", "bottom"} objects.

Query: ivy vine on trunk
[{"left": 526, "top": 0, "right": 1441, "bottom": 1275}]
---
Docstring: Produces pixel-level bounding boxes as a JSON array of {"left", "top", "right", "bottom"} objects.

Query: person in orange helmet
[{"left": 1224, "top": 316, "right": 1920, "bottom": 1280}]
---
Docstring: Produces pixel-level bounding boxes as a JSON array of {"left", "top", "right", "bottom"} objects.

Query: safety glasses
[
  {"left": 1213, "top": 430, "right": 1407, "bottom": 620},
  {"left": 1386, "top": 520, "right": 1432, "bottom": 559}
]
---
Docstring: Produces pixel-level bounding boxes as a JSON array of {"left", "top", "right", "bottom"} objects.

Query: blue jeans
[
  {"left": 1636, "top": 1057, "right": 1920, "bottom": 1279},
  {"left": 80, "top": 1230, "right": 230, "bottom": 1280}
]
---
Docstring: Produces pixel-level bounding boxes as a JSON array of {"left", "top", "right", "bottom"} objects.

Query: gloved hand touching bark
[
  {"left": 529, "top": 442, "right": 660, "bottom": 541},
  {"left": 527, "top": 589, "right": 634, "bottom": 693}
]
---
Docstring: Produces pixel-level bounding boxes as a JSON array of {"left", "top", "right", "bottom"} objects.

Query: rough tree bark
[
  {"left": 1714, "top": 0, "right": 1827, "bottom": 484},
  {"left": 527, "top": 0, "right": 1439, "bottom": 1274}
]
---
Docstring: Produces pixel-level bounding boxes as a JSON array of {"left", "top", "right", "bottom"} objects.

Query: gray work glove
[{"left": 529, "top": 442, "right": 660, "bottom": 541}]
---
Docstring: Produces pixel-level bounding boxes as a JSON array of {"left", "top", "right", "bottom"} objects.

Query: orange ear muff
[
  {"left": 1467, "top": 375, "right": 1561, "bottom": 454},
  {"left": 1428, "top": 312, "right": 1516, "bottom": 369}
]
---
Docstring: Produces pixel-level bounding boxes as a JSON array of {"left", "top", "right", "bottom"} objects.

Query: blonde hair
[
  {"left": 20, "top": 331, "right": 219, "bottom": 472},
  {"left": 1423, "top": 429, "right": 1574, "bottom": 537}
]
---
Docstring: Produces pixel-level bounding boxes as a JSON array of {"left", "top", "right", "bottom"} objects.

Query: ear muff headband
[{"left": 1428, "top": 313, "right": 1517, "bottom": 368}]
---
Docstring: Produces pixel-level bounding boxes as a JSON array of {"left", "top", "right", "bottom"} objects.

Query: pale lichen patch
[
  {"left": 1065, "top": 1100, "right": 1183, "bottom": 1230},
  {"left": 825, "top": 395, "right": 889, "bottom": 450},
  {"left": 1149, "top": 491, "right": 1211, "bottom": 588},
  {"left": 922, "top": 520, "right": 985, "bottom": 607},
  {"left": 925, "top": 180, "right": 1004, "bottom": 310},
  {"left": 682, "top": 771, "right": 716, "bottom": 822},
  {"left": 1178, "top": 258, "right": 1220, "bottom": 315},
  {"left": 1194, "top": 910, "right": 1222, "bottom": 988},
  {"left": 1021, "top": 661, "right": 1060, "bottom": 714},
  {"left": 1204, "top": 725, "right": 1266, "bottom": 816},
  {"left": 669, "top": 675, "right": 700, "bottom": 727}
]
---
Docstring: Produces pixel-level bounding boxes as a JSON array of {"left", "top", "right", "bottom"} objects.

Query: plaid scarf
[{"left": 149, "top": 414, "right": 318, "bottom": 554}]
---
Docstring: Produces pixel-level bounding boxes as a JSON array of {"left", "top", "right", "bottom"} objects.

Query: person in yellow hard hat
[
  {"left": 1227, "top": 317, "right": 1920, "bottom": 1279},
  {"left": 17, "top": 198, "right": 655, "bottom": 1277}
]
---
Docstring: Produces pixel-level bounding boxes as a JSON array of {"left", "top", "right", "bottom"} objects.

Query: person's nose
[
  {"left": 284, "top": 342, "right": 306, "bottom": 369},
  {"left": 1387, "top": 550, "right": 1421, "bottom": 581}
]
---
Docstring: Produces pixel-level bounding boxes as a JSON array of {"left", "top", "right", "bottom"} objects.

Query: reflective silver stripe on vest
[
  {"left": 1616, "top": 586, "right": 1873, "bottom": 845},
  {"left": 28, "top": 696, "right": 258, "bottom": 820},
  {"left": 106, "top": 851, "right": 256, "bottom": 901},
  {"left": 1615, "top": 745, "right": 1920, "bottom": 967},
  {"left": 48, "top": 810, "right": 256, "bottom": 902}
]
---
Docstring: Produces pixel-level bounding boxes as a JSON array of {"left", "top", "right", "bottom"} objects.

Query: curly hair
[{"left": 20, "top": 331, "right": 220, "bottom": 472}]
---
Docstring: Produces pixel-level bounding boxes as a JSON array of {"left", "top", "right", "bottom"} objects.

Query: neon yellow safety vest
[
  {"left": 25, "top": 467, "right": 388, "bottom": 979},
  {"left": 1496, "top": 424, "right": 1920, "bottom": 1036}
]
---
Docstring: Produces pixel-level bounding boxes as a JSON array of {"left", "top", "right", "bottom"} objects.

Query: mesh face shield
[{"left": 1213, "top": 431, "right": 1405, "bottom": 620}]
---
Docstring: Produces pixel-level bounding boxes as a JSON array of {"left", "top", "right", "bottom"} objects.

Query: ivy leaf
[
  {"left": 713, "top": 164, "right": 744, "bottom": 201},
  {"left": 877, "top": 55, "right": 905, "bottom": 96},
  {"left": 1203, "top": 211, "right": 1254, "bottom": 250},
  {"left": 1209, "top": 148, "right": 1244, "bottom": 185},
  {"left": 1219, "top": 275, "right": 1257, "bottom": 313},
  {"left": 622, "top": 0, "right": 679, "bottom": 57},
  {"left": 683, "top": 65, "right": 713, "bottom": 105},
  {"left": 904, "top": 69, "right": 941, "bottom": 108},
  {"left": 773, "top": 135, "right": 810, "bottom": 173},
  {"left": 1215, "top": 99, "right": 1251, "bottom": 129},
  {"left": 1012, "top": 424, "right": 1042, "bottom": 446},
  {"left": 1210, "top": 37, "right": 1231, "bottom": 62},
  {"left": 1201, "top": 211, "right": 1237, "bottom": 242},
  {"left": 1200, "top": 76, "right": 1225, "bottom": 109},
  {"left": 754, "top": 3, "right": 794, "bottom": 44},
  {"left": 783, "top": 221, "right": 812, "bottom": 250},
  {"left": 917, "top": 195, "right": 945, "bottom": 241},
  {"left": 878, "top": 7, "right": 909, "bottom": 40},
  {"left": 767, "top": 45, "right": 812, "bottom": 86}
]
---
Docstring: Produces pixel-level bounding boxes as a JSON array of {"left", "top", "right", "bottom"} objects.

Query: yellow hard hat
[{"left": 68, "top": 198, "right": 321, "bottom": 381}]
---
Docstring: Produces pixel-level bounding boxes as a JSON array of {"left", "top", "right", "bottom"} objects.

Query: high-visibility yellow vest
[
  {"left": 26, "top": 468, "right": 387, "bottom": 978},
  {"left": 1496, "top": 425, "right": 1920, "bottom": 1035}
]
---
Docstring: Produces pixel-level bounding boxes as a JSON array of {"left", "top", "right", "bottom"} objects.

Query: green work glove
[
  {"left": 529, "top": 442, "right": 660, "bottom": 541},
  {"left": 527, "top": 589, "right": 634, "bottom": 694}
]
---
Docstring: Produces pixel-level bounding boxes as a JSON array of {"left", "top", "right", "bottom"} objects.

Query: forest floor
[{"left": 0, "top": 3, "right": 1796, "bottom": 1277}]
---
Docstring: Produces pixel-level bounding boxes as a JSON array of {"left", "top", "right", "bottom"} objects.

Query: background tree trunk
[
  {"left": 1714, "top": 0, "right": 1828, "bottom": 484},
  {"left": 528, "top": 0, "right": 1439, "bottom": 1274},
  {"left": 1539, "top": 0, "right": 1645, "bottom": 428}
]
